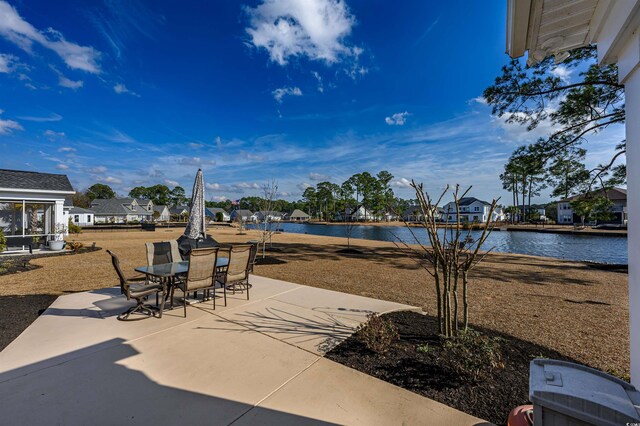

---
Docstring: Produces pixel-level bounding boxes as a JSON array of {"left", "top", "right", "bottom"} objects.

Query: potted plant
[{"left": 49, "top": 223, "right": 67, "bottom": 251}]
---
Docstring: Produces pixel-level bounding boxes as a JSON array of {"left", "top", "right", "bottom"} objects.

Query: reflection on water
[{"left": 249, "top": 222, "right": 628, "bottom": 264}]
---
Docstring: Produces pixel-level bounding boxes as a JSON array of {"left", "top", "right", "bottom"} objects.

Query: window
[
  {"left": 74, "top": 215, "right": 79, "bottom": 222},
  {"left": 474, "top": 206, "right": 479, "bottom": 211},
  {"left": 0, "top": 201, "right": 55, "bottom": 237},
  {"left": 87, "top": 215, "right": 92, "bottom": 222}
]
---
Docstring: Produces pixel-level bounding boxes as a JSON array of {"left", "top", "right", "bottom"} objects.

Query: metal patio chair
[{"left": 107, "top": 250, "right": 164, "bottom": 320}]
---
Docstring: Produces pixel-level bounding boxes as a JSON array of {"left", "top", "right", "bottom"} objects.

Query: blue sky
[{"left": 0, "top": 0, "right": 624, "bottom": 202}]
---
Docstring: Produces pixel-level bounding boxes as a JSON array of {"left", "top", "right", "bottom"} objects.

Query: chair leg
[
  {"left": 246, "top": 279, "right": 249, "bottom": 300},
  {"left": 213, "top": 286, "right": 216, "bottom": 310},
  {"left": 183, "top": 292, "right": 187, "bottom": 317},
  {"left": 224, "top": 284, "right": 227, "bottom": 306}
]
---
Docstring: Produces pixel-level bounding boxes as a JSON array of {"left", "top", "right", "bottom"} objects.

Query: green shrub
[
  {"left": 215, "top": 211, "right": 224, "bottom": 222},
  {"left": 354, "top": 313, "right": 399, "bottom": 353},
  {"left": 68, "top": 219, "right": 82, "bottom": 235},
  {"left": 441, "top": 329, "right": 503, "bottom": 382},
  {"left": 0, "top": 229, "right": 6, "bottom": 253}
]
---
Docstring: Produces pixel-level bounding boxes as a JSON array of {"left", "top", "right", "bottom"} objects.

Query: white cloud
[
  {"left": 58, "top": 73, "right": 83, "bottom": 89},
  {"left": 164, "top": 179, "right": 179, "bottom": 187},
  {"left": 471, "top": 96, "right": 487, "bottom": 105},
  {"left": 272, "top": 86, "right": 302, "bottom": 103},
  {"left": 0, "top": 110, "right": 23, "bottom": 134},
  {"left": 55, "top": 163, "right": 69, "bottom": 170},
  {"left": 18, "top": 112, "right": 62, "bottom": 122},
  {"left": 113, "top": 83, "right": 139, "bottom": 97},
  {"left": 312, "top": 71, "right": 324, "bottom": 92},
  {"left": 385, "top": 111, "right": 410, "bottom": 126},
  {"left": 0, "top": 1, "right": 101, "bottom": 73},
  {"left": 178, "top": 156, "right": 215, "bottom": 166},
  {"left": 44, "top": 129, "right": 65, "bottom": 138},
  {"left": 215, "top": 136, "right": 222, "bottom": 149},
  {"left": 104, "top": 176, "right": 122, "bottom": 184},
  {"left": 296, "top": 182, "right": 312, "bottom": 191},
  {"left": 210, "top": 195, "right": 228, "bottom": 202},
  {"left": 0, "top": 52, "right": 17, "bottom": 73},
  {"left": 393, "top": 178, "right": 412, "bottom": 188},
  {"left": 309, "top": 172, "right": 330, "bottom": 181},
  {"left": 188, "top": 142, "right": 203, "bottom": 149},
  {"left": 245, "top": 0, "right": 360, "bottom": 66},
  {"left": 551, "top": 66, "right": 573, "bottom": 83},
  {"left": 89, "top": 166, "right": 107, "bottom": 173},
  {"left": 234, "top": 182, "right": 260, "bottom": 189},
  {"left": 58, "top": 146, "right": 76, "bottom": 152}
]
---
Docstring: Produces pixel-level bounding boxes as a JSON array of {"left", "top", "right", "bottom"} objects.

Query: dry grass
[{"left": 0, "top": 227, "right": 629, "bottom": 375}]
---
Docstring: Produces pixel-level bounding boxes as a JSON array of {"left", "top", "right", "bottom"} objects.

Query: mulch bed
[
  {"left": 0, "top": 294, "right": 57, "bottom": 351},
  {"left": 0, "top": 246, "right": 101, "bottom": 276},
  {"left": 326, "top": 310, "right": 580, "bottom": 425}
]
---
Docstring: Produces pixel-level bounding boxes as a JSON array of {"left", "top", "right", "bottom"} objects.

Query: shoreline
[{"left": 282, "top": 221, "right": 628, "bottom": 237}]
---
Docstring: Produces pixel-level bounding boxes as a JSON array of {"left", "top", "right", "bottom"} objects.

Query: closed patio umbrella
[{"left": 177, "top": 169, "right": 218, "bottom": 257}]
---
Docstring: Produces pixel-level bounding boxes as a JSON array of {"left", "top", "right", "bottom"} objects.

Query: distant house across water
[
  {"left": 206, "top": 207, "right": 231, "bottom": 222},
  {"left": 442, "top": 197, "right": 501, "bottom": 223},
  {"left": 557, "top": 187, "right": 627, "bottom": 225},
  {"left": 289, "top": 209, "right": 310, "bottom": 222}
]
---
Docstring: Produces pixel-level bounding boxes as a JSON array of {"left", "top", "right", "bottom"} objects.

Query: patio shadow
[{"left": 0, "top": 337, "right": 339, "bottom": 425}]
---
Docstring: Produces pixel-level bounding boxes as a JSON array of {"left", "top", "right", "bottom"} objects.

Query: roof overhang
[
  {"left": 0, "top": 187, "right": 75, "bottom": 196},
  {"left": 507, "top": 0, "right": 640, "bottom": 81}
]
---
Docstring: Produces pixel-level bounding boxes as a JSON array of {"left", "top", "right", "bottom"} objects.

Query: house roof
[
  {"left": 559, "top": 187, "right": 627, "bottom": 202},
  {"left": 230, "top": 209, "right": 253, "bottom": 217},
  {"left": 289, "top": 209, "right": 309, "bottom": 217},
  {"left": 457, "top": 197, "right": 491, "bottom": 206},
  {"left": 70, "top": 207, "right": 95, "bottom": 214},
  {"left": 90, "top": 198, "right": 152, "bottom": 216},
  {"left": 0, "top": 169, "right": 74, "bottom": 193},
  {"left": 153, "top": 205, "right": 168, "bottom": 213},
  {"left": 169, "top": 205, "right": 189, "bottom": 215},
  {"left": 254, "top": 210, "right": 284, "bottom": 216},
  {"left": 206, "top": 207, "right": 230, "bottom": 216}
]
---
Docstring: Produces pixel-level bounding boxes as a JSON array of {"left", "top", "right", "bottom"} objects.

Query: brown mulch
[
  {"left": 326, "top": 310, "right": 581, "bottom": 426},
  {"left": 0, "top": 294, "right": 57, "bottom": 351},
  {"left": 0, "top": 229, "right": 629, "bottom": 378}
]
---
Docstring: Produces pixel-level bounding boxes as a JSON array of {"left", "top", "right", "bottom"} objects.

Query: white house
[
  {"left": 0, "top": 169, "right": 75, "bottom": 250},
  {"left": 336, "top": 206, "right": 377, "bottom": 221},
  {"left": 69, "top": 207, "right": 95, "bottom": 226},
  {"left": 153, "top": 205, "right": 170, "bottom": 222},
  {"left": 230, "top": 209, "right": 253, "bottom": 222},
  {"left": 556, "top": 187, "right": 627, "bottom": 225},
  {"left": 91, "top": 198, "right": 153, "bottom": 223},
  {"left": 442, "top": 197, "right": 498, "bottom": 223},
  {"left": 289, "top": 209, "right": 310, "bottom": 221},
  {"left": 206, "top": 207, "right": 231, "bottom": 222},
  {"left": 252, "top": 210, "right": 283, "bottom": 222},
  {"left": 506, "top": 0, "right": 640, "bottom": 385}
]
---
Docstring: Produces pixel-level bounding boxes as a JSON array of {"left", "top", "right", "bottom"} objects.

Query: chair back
[
  {"left": 107, "top": 250, "right": 127, "bottom": 294},
  {"left": 246, "top": 242, "right": 258, "bottom": 274},
  {"left": 227, "top": 245, "right": 252, "bottom": 282},
  {"left": 145, "top": 241, "right": 173, "bottom": 266},
  {"left": 185, "top": 247, "right": 219, "bottom": 291},
  {"left": 169, "top": 240, "right": 183, "bottom": 262}
]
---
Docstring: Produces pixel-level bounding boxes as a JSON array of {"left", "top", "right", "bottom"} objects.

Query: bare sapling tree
[
  {"left": 343, "top": 204, "right": 357, "bottom": 250},
  {"left": 235, "top": 214, "right": 246, "bottom": 235},
  {"left": 393, "top": 182, "right": 499, "bottom": 337},
  {"left": 258, "top": 180, "right": 278, "bottom": 258}
]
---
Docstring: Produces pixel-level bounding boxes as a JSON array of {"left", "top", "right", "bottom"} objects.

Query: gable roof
[
  {"left": 458, "top": 197, "right": 491, "bottom": 206},
  {"left": 230, "top": 209, "right": 253, "bottom": 217},
  {"left": 290, "top": 209, "right": 309, "bottom": 217},
  {"left": 153, "top": 205, "right": 168, "bottom": 213},
  {"left": 70, "top": 207, "right": 95, "bottom": 214},
  {"left": 0, "top": 169, "right": 74, "bottom": 193},
  {"left": 90, "top": 198, "right": 152, "bottom": 216},
  {"left": 559, "top": 187, "right": 627, "bottom": 203},
  {"left": 206, "top": 207, "right": 230, "bottom": 216},
  {"left": 169, "top": 205, "right": 189, "bottom": 215}
]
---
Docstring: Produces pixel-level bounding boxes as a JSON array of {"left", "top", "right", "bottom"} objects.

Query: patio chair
[
  {"left": 107, "top": 250, "right": 164, "bottom": 321},
  {"left": 219, "top": 244, "right": 253, "bottom": 300},
  {"left": 245, "top": 241, "right": 259, "bottom": 275},
  {"left": 145, "top": 241, "right": 173, "bottom": 266},
  {"left": 173, "top": 247, "right": 223, "bottom": 317}
]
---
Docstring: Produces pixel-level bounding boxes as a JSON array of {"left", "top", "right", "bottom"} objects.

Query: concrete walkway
[{"left": 0, "top": 276, "right": 487, "bottom": 425}]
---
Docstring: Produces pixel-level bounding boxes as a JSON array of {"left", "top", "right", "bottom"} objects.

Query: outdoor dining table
[{"left": 135, "top": 258, "right": 229, "bottom": 309}]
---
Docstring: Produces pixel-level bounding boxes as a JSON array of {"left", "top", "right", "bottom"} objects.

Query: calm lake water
[{"left": 249, "top": 222, "right": 628, "bottom": 264}]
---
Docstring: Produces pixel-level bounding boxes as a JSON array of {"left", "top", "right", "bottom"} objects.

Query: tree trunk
[{"left": 462, "top": 270, "right": 469, "bottom": 330}]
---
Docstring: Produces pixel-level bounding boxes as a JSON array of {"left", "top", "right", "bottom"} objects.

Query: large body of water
[{"left": 250, "top": 222, "right": 628, "bottom": 264}]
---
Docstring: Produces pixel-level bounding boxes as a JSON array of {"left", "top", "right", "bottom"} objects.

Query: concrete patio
[{"left": 0, "top": 275, "right": 486, "bottom": 425}]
